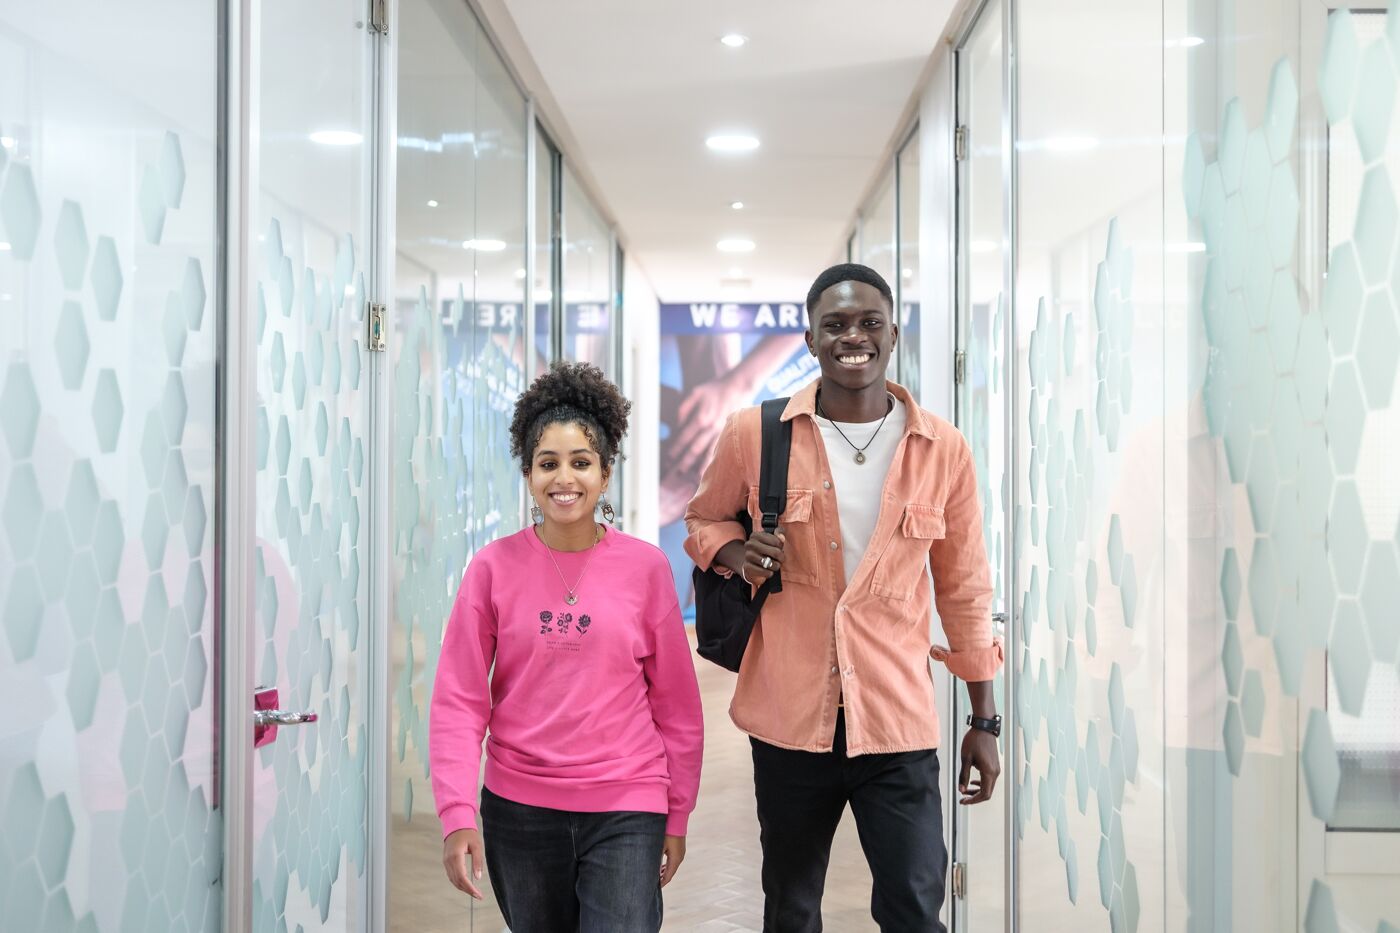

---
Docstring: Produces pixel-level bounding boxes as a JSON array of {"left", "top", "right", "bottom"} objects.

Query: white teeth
[
  {"left": 551, "top": 493, "right": 580, "bottom": 502},
  {"left": 838, "top": 354, "right": 872, "bottom": 365}
]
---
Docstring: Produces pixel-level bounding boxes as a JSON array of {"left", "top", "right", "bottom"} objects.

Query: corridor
[
  {"left": 390, "top": 638, "right": 876, "bottom": 932},
  {"left": 2, "top": 0, "right": 1399, "bottom": 931}
]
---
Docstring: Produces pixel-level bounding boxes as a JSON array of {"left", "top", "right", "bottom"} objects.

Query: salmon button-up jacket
[{"left": 684, "top": 379, "right": 1003, "bottom": 755}]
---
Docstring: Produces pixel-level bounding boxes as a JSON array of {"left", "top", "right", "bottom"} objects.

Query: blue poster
[{"left": 657, "top": 302, "right": 817, "bottom": 619}]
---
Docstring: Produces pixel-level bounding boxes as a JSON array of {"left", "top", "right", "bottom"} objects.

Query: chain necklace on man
[
  {"left": 537, "top": 523, "right": 604, "bottom": 605},
  {"left": 816, "top": 391, "right": 895, "bottom": 464}
]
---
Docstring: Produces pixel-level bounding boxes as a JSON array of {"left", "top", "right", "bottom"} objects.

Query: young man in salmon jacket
[{"left": 685, "top": 263, "right": 1004, "bottom": 933}]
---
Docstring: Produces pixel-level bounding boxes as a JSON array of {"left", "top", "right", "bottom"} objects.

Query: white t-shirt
[{"left": 815, "top": 396, "right": 907, "bottom": 587}]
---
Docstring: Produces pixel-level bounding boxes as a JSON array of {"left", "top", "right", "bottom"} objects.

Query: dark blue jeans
[
  {"left": 751, "top": 709, "right": 948, "bottom": 933},
  {"left": 480, "top": 786, "right": 666, "bottom": 933}
]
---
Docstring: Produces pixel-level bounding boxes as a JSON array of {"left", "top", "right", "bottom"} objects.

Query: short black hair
[
  {"left": 805, "top": 262, "right": 894, "bottom": 315},
  {"left": 509, "top": 362, "right": 631, "bottom": 474}
]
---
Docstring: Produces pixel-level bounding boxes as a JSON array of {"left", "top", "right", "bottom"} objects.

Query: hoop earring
[
  {"left": 530, "top": 504, "right": 543, "bottom": 524},
  {"left": 599, "top": 496, "right": 616, "bottom": 524}
]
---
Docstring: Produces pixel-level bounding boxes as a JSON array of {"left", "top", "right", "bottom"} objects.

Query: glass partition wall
[
  {"left": 0, "top": 0, "right": 618, "bottom": 928},
  {"left": 850, "top": 129, "right": 922, "bottom": 394},
  {"left": 0, "top": 5, "right": 224, "bottom": 930},
  {"left": 387, "top": 1, "right": 620, "bottom": 931},
  {"left": 924, "top": 0, "right": 1400, "bottom": 929}
]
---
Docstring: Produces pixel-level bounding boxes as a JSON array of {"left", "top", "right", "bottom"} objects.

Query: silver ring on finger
[{"left": 761, "top": 556, "right": 773, "bottom": 570}]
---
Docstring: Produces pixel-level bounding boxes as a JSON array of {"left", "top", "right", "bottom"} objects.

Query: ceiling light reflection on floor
[
  {"left": 720, "top": 34, "right": 748, "bottom": 48},
  {"left": 462, "top": 239, "right": 507, "bottom": 251}
]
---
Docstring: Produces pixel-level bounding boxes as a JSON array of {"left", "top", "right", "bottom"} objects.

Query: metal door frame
[
  {"left": 218, "top": 0, "right": 395, "bottom": 927},
  {"left": 947, "top": 0, "right": 1018, "bottom": 929}
]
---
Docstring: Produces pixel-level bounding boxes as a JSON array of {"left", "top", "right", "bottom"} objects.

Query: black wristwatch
[{"left": 966, "top": 714, "right": 1002, "bottom": 737}]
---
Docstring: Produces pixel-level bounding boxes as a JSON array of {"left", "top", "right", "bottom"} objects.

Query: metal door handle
[
  {"left": 253, "top": 709, "right": 319, "bottom": 727},
  {"left": 252, "top": 685, "right": 317, "bottom": 747}
]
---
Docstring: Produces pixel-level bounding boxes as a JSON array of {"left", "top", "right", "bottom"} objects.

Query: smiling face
[
  {"left": 805, "top": 280, "right": 898, "bottom": 392},
  {"left": 528, "top": 422, "right": 608, "bottom": 529}
]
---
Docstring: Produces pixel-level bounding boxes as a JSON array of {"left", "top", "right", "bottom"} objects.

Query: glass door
[
  {"left": 0, "top": 4, "right": 225, "bottom": 930},
  {"left": 951, "top": 1, "right": 1010, "bottom": 929},
  {"left": 244, "top": 1, "right": 380, "bottom": 927}
]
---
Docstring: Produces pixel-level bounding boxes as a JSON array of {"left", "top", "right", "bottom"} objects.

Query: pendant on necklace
[
  {"left": 566, "top": 594, "right": 578, "bottom": 606},
  {"left": 854, "top": 451, "right": 866, "bottom": 464}
]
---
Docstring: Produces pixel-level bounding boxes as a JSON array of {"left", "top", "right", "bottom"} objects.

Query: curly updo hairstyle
[{"left": 510, "top": 362, "right": 632, "bottom": 475}]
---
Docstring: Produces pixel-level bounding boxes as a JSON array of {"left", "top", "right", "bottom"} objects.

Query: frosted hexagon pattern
[
  {"left": 55, "top": 300, "right": 91, "bottom": 391},
  {"left": 1012, "top": 216, "right": 1152, "bottom": 932},
  {"left": 0, "top": 162, "right": 40, "bottom": 260},
  {"left": 252, "top": 218, "right": 372, "bottom": 929},
  {"left": 1303, "top": 709, "right": 1341, "bottom": 822},
  {"left": 1185, "top": 39, "right": 1397, "bottom": 918},
  {"left": 1, "top": 130, "right": 220, "bottom": 931}
]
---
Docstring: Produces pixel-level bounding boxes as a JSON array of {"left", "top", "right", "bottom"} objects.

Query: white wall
[{"left": 622, "top": 251, "right": 660, "bottom": 544}]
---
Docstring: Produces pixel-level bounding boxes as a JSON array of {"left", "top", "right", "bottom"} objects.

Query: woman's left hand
[{"left": 660, "top": 834, "right": 686, "bottom": 887}]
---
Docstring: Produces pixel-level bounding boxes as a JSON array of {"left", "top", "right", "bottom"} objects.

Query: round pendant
[
  {"left": 566, "top": 594, "right": 578, "bottom": 606},
  {"left": 854, "top": 451, "right": 866, "bottom": 464}
]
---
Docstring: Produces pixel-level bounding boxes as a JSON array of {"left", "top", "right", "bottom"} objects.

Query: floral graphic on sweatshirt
[
  {"left": 539, "top": 611, "right": 554, "bottom": 635},
  {"left": 557, "top": 612, "right": 572, "bottom": 634},
  {"left": 576, "top": 615, "right": 592, "bottom": 636}
]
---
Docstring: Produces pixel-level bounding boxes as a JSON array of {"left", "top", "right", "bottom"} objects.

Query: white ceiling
[{"left": 499, "top": 0, "right": 955, "bottom": 303}]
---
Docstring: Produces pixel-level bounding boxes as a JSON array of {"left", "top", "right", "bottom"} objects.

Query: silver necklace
[
  {"left": 537, "top": 525, "right": 604, "bottom": 606},
  {"left": 817, "top": 392, "right": 894, "bottom": 464}
]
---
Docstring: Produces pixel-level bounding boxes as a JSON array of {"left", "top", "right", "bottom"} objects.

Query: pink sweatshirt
[{"left": 429, "top": 525, "right": 704, "bottom": 838}]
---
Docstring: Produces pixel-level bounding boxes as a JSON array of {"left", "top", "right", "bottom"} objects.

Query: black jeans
[
  {"left": 751, "top": 710, "right": 948, "bottom": 933},
  {"left": 480, "top": 787, "right": 666, "bottom": 933}
]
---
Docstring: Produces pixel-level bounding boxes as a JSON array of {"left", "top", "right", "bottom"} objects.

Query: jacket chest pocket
[
  {"left": 747, "top": 486, "right": 818, "bottom": 586},
  {"left": 871, "top": 504, "right": 946, "bottom": 601}
]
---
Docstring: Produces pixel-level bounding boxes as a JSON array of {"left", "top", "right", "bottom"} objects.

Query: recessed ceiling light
[
  {"left": 515, "top": 268, "right": 527, "bottom": 279},
  {"left": 902, "top": 268, "right": 913, "bottom": 279},
  {"left": 1035, "top": 136, "right": 1100, "bottom": 153},
  {"left": 309, "top": 130, "right": 363, "bottom": 146},
  {"left": 0, "top": 242, "right": 10, "bottom": 252},
  {"left": 706, "top": 134, "right": 760, "bottom": 153},
  {"left": 717, "top": 238, "right": 755, "bottom": 253},
  {"left": 427, "top": 199, "right": 439, "bottom": 207},
  {"left": 730, "top": 201, "right": 745, "bottom": 210},
  {"left": 0, "top": 137, "right": 15, "bottom": 150},
  {"left": 462, "top": 239, "right": 507, "bottom": 252},
  {"left": 720, "top": 34, "right": 748, "bottom": 48}
]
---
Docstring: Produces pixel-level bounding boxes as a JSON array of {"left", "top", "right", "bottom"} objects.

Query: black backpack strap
[{"left": 757, "top": 398, "right": 793, "bottom": 533}]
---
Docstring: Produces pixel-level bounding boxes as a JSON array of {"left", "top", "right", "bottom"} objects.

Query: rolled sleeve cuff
[
  {"left": 684, "top": 521, "right": 747, "bottom": 574},
  {"left": 665, "top": 811, "right": 691, "bottom": 836},
  {"left": 439, "top": 803, "right": 478, "bottom": 838},
  {"left": 930, "top": 637, "right": 1004, "bottom": 683}
]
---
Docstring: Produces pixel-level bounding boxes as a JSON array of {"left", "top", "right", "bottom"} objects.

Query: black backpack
[{"left": 693, "top": 398, "right": 793, "bottom": 672}]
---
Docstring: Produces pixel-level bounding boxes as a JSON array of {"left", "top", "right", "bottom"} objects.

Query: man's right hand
[
  {"left": 743, "top": 530, "right": 786, "bottom": 586},
  {"left": 442, "top": 828, "right": 486, "bottom": 899}
]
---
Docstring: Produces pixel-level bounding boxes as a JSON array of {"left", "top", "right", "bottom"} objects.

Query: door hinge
[
  {"left": 955, "top": 350, "right": 967, "bottom": 385},
  {"left": 367, "top": 302, "right": 387, "bottom": 352},
  {"left": 369, "top": 0, "right": 389, "bottom": 34},
  {"left": 954, "top": 124, "right": 968, "bottom": 161},
  {"left": 951, "top": 861, "right": 967, "bottom": 899}
]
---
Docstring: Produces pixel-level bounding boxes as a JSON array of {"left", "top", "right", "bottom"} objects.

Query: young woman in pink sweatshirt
[{"left": 430, "top": 362, "right": 704, "bottom": 932}]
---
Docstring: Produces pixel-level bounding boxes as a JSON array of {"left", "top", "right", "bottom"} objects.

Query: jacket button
[
  {"left": 831, "top": 666, "right": 839, "bottom": 674},
  {"left": 830, "top": 540, "right": 839, "bottom": 550},
  {"left": 823, "top": 481, "right": 832, "bottom": 489}
]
